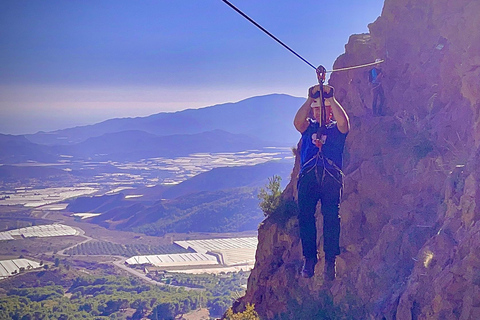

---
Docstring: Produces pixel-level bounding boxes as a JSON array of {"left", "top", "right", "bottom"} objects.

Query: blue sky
[{"left": 0, "top": 0, "right": 384, "bottom": 134}]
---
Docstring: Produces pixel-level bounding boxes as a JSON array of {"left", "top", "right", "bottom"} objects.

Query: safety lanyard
[{"left": 316, "top": 66, "right": 328, "bottom": 141}]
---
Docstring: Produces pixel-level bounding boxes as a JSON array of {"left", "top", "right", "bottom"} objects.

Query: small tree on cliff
[
  {"left": 258, "top": 175, "right": 282, "bottom": 217},
  {"left": 224, "top": 303, "right": 260, "bottom": 320}
]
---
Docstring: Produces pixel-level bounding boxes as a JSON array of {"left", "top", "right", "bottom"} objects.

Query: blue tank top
[
  {"left": 299, "top": 119, "right": 347, "bottom": 173},
  {"left": 369, "top": 68, "right": 381, "bottom": 84}
]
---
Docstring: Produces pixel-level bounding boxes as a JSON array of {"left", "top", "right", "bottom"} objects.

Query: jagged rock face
[{"left": 232, "top": 0, "right": 480, "bottom": 319}]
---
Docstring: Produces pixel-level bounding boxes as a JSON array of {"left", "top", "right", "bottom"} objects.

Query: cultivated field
[
  {"left": 0, "top": 148, "right": 293, "bottom": 207},
  {"left": 0, "top": 148, "right": 284, "bottom": 287}
]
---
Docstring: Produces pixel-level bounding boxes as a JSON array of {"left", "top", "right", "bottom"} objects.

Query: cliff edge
[{"left": 231, "top": 0, "right": 480, "bottom": 318}]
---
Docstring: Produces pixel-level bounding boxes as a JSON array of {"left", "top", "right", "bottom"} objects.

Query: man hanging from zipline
[
  {"left": 220, "top": 0, "right": 385, "bottom": 282},
  {"left": 294, "top": 66, "right": 350, "bottom": 280}
]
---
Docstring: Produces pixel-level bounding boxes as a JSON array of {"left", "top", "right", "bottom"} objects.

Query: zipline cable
[
  {"left": 221, "top": 0, "right": 317, "bottom": 70},
  {"left": 221, "top": 0, "right": 384, "bottom": 73}
]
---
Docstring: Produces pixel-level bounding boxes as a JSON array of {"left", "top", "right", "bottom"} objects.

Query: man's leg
[
  {"left": 297, "top": 169, "right": 321, "bottom": 277},
  {"left": 319, "top": 171, "right": 343, "bottom": 280},
  {"left": 372, "top": 86, "right": 379, "bottom": 116},
  {"left": 378, "top": 85, "right": 385, "bottom": 115}
]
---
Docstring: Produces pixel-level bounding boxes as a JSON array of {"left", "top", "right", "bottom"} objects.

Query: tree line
[{"left": 0, "top": 271, "right": 251, "bottom": 319}]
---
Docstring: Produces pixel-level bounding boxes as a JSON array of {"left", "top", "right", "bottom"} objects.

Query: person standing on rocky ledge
[
  {"left": 293, "top": 77, "right": 350, "bottom": 280},
  {"left": 369, "top": 64, "right": 385, "bottom": 116}
]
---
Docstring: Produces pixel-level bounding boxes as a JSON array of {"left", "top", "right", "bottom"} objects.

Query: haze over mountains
[
  {"left": 26, "top": 94, "right": 303, "bottom": 145},
  {"left": 1, "top": 94, "right": 303, "bottom": 164}
]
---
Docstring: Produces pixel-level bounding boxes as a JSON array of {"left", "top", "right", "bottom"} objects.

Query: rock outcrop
[{"left": 231, "top": 0, "right": 480, "bottom": 318}]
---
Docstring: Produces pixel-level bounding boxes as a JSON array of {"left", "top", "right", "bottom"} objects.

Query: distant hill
[
  {"left": 2, "top": 94, "right": 304, "bottom": 164},
  {"left": 26, "top": 94, "right": 304, "bottom": 146},
  {"left": 70, "top": 160, "right": 293, "bottom": 233},
  {"left": 162, "top": 160, "right": 293, "bottom": 199},
  {"left": 67, "top": 193, "right": 129, "bottom": 214},
  {"left": 0, "top": 129, "right": 284, "bottom": 164},
  {"left": 0, "top": 134, "right": 57, "bottom": 164},
  {"left": 105, "top": 187, "right": 264, "bottom": 235},
  {"left": 77, "top": 187, "right": 263, "bottom": 234},
  {"left": 55, "top": 129, "right": 277, "bottom": 161}
]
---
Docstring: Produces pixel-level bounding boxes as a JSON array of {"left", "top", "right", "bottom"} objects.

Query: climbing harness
[
  {"left": 301, "top": 149, "right": 344, "bottom": 190},
  {"left": 299, "top": 118, "right": 344, "bottom": 189},
  {"left": 220, "top": 0, "right": 385, "bottom": 74}
]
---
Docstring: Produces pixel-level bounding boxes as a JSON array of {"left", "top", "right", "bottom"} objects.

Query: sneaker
[
  {"left": 301, "top": 258, "right": 317, "bottom": 278},
  {"left": 324, "top": 258, "right": 336, "bottom": 281}
]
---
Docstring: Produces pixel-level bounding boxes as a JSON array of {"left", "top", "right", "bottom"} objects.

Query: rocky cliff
[{"left": 231, "top": 0, "right": 480, "bottom": 318}]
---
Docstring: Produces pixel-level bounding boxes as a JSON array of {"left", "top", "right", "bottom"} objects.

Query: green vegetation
[
  {"left": 0, "top": 270, "right": 249, "bottom": 319},
  {"left": 1, "top": 276, "right": 200, "bottom": 319},
  {"left": 63, "top": 241, "right": 191, "bottom": 257},
  {"left": 149, "top": 270, "right": 249, "bottom": 317},
  {"left": 258, "top": 175, "right": 282, "bottom": 216},
  {"left": 224, "top": 303, "right": 260, "bottom": 320}
]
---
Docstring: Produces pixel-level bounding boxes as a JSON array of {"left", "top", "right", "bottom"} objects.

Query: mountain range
[
  {"left": 53, "top": 129, "right": 274, "bottom": 161},
  {"left": 25, "top": 94, "right": 303, "bottom": 146},
  {"left": 1, "top": 94, "right": 303, "bottom": 164}
]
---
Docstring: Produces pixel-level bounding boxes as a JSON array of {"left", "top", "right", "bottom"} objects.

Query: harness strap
[{"left": 300, "top": 152, "right": 344, "bottom": 186}]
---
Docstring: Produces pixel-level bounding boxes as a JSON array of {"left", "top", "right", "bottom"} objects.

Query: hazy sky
[{"left": 0, "top": 0, "right": 384, "bottom": 134}]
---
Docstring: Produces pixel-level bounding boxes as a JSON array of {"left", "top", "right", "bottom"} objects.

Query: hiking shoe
[
  {"left": 324, "top": 258, "right": 336, "bottom": 281},
  {"left": 301, "top": 258, "right": 317, "bottom": 278}
]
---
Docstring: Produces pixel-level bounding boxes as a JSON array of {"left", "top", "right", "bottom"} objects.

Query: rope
[
  {"left": 327, "top": 59, "right": 385, "bottom": 73},
  {"left": 220, "top": 0, "right": 385, "bottom": 74}
]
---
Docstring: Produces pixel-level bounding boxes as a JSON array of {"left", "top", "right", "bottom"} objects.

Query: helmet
[
  {"left": 310, "top": 98, "right": 331, "bottom": 108},
  {"left": 311, "top": 99, "right": 322, "bottom": 108}
]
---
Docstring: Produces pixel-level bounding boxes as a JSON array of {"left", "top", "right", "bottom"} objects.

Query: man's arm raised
[
  {"left": 324, "top": 85, "right": 349, "bottom": 134},
  {"left": 326, "top": 94, "right": 350, "bottom": 134},
  {"left": 294, "top": 95, "right": 314, "bottom": 133},
  {"left": 294, "top": 85, "right": 321, "bottom": 133}
]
